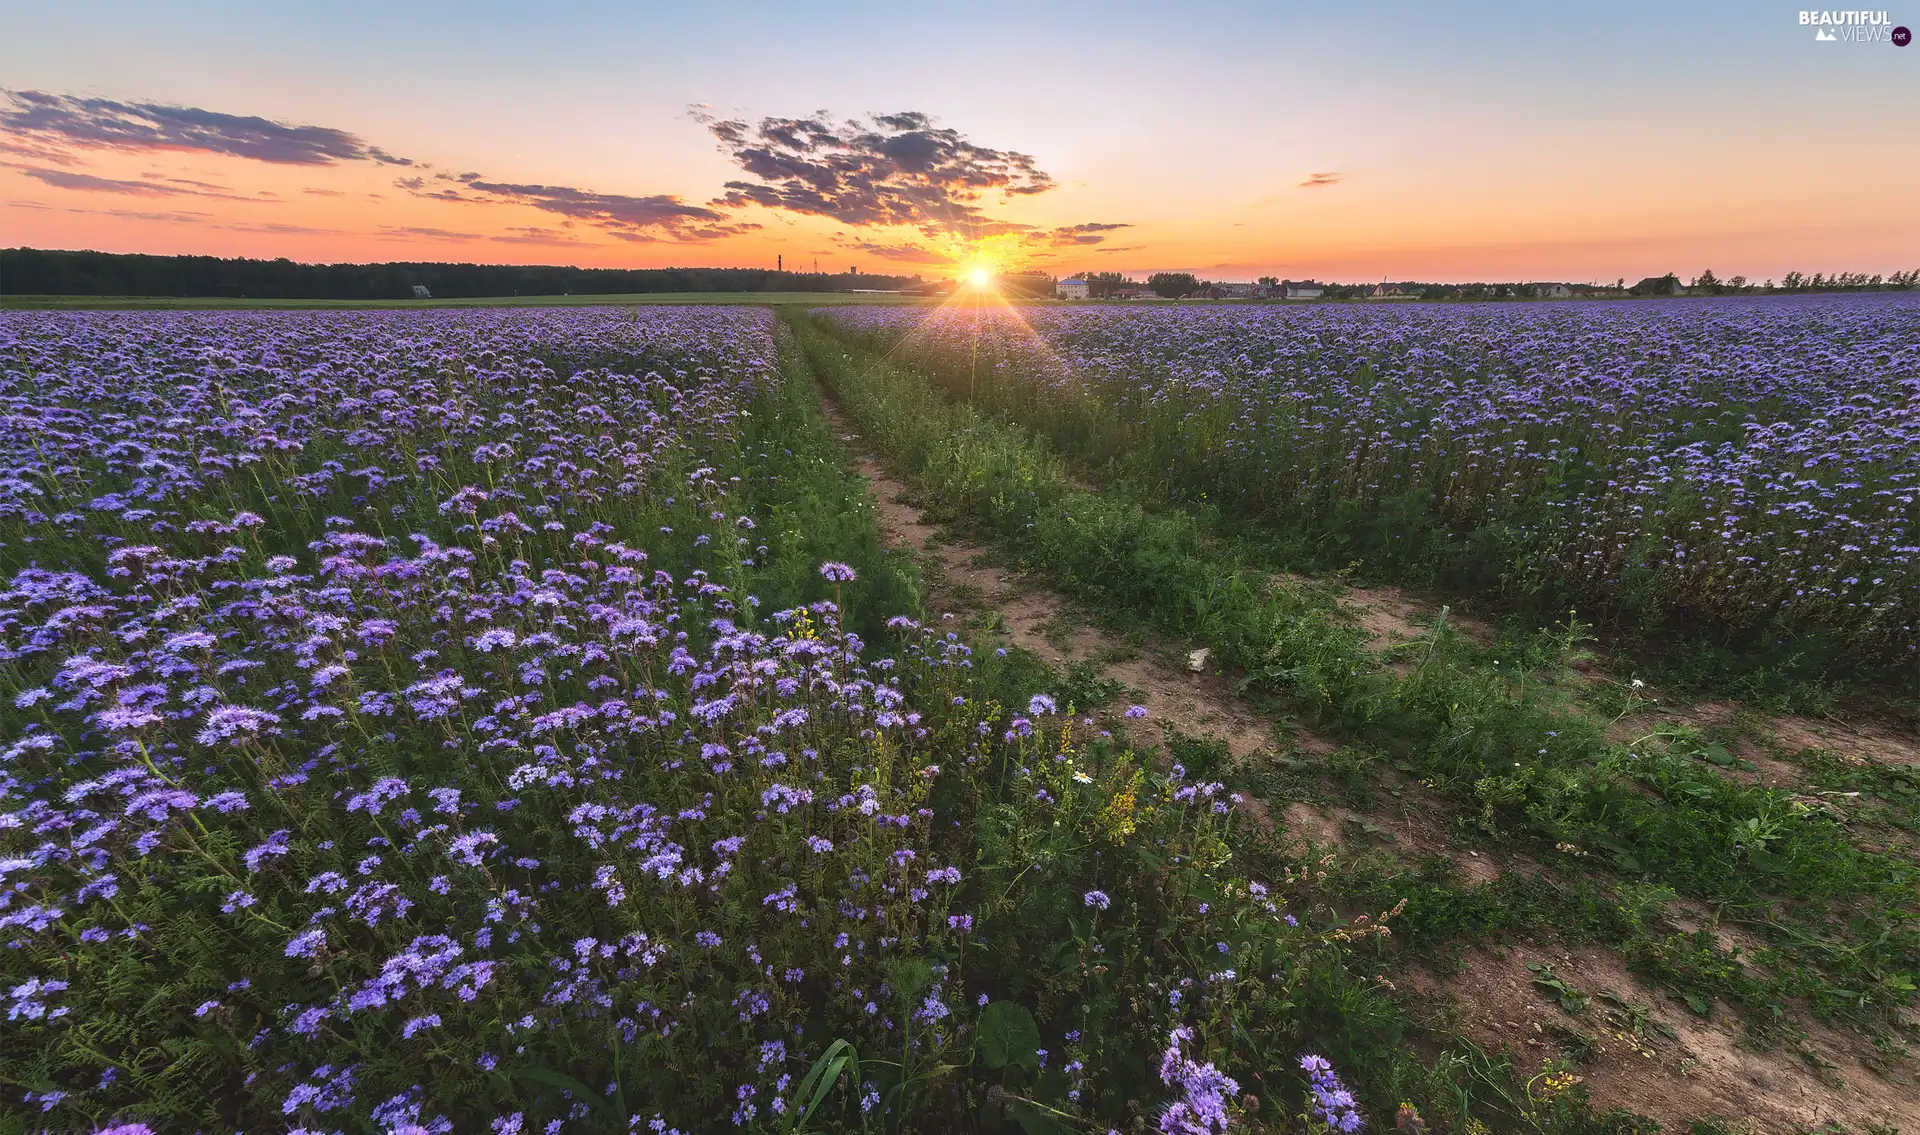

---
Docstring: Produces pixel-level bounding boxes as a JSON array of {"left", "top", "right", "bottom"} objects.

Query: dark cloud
[
  {"left": 399, "top": 171, "right": 757, "bottom": 242},
  {"left": 0, "top": 89, "right": 412, "bottom": 166},
  {"left": 302, "top": 187, "right": 346, "bottom": 197},
  {"left": 1299, "top": 171, "right": 1341, "bottom": 188},
  {"left": 696, "top": 108, "right": 1055, "bottom": 238}
]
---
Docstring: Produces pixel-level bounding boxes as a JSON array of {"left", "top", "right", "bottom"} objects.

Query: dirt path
[{"left": 817, "top": 389, "right": 1277, "bottom": 760}]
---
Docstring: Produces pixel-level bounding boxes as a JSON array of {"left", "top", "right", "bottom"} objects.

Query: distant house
[
  {"left": 1630, "top": 275, "right": 1687, "bottom": 297},
  {"left": 1057, "top": 278, "right": 1090, "bottom": 300},
  {"left": 1217, "top": 282, "right": 1262, "bottom": 298},
  {"left": 1284, "top": 282, "right": 1324, "bottom": 300},
  {"left": 411, "top": 284, "right": 432, "bottom": 300},
  {"left": 1370, "top": 283, "right": 1422, "bottom": 300},
  {"left": 1112, "top": 286, "right": 1154, "bottom": 300},
  {"left": 1534, "top": 283, "right": 1573, "bottom": 299}
]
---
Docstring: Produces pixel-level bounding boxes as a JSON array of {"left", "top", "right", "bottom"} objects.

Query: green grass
[
  {"left": 792, "top": 310, "right": 1920, "bottom": 1055},
  {"left": 0, "top": 291, "right": 934, "bottom": 310}
]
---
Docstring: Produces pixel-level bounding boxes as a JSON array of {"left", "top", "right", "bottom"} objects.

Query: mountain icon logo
[{"left": 1815, "top": 27, "right": 1838, "bottom": 39}]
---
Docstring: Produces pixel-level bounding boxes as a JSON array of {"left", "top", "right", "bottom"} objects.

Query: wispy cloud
[
  {"left": 0, "top": 136, "right": 83, "bottom": 165},
  {"left": 400, "top": 172, "right": 757, "bottom": 242},
  {"left": 221, "top": 221, "right": 345, "bottom": 236},
  {"left": 378, "top": 225, "right": 480, "bottom": 241},
  {"left": 491, "top": 226, "right": 588, "bottom": 246},
  {"left": 11, "top": 166, "right": 267, "bottom": 201},
  {"left": 0, "top": 89, "right": 413, "bottom": 165},
  {"left": 63, "top": 205, "right": 214, "bottom": 223},
  {"left": 374, "top": 223, "right": 589, "bottom": 247},
  {"left": 1299, "top": 171, "right": 1342, "bottom": 188},
  {"left": 1036, "top": 222, "right": 1131, "bottom": 246},
  {"left": 835, "top": 238, "right": 954, "bottom": 264}
]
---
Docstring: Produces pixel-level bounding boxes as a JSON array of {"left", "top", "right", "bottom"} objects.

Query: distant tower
[{"left": 777, "top": 254, "right": 782, "bottom": 273}]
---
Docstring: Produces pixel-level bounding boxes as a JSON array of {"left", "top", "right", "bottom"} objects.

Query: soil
[
  {"left": 1343, "top": 583, "right": 1494, "bottom": 650},
  {"left": 1408, "top": 946, "right": 1917, "bottom": 1133},
  {"left": 1610, "top": 697, "right": 1920, "bottom": 789},
  {"left": 1762, "top": 711, "right": 1920, "bottom": 769}
]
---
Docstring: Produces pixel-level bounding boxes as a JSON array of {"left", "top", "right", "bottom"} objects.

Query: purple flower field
[
  {"left": 819, "top": 295, "right": 1920, "bottom": 669},
  {"left": 0, "top": 308, "right": 1335, "bottom": 1133}
]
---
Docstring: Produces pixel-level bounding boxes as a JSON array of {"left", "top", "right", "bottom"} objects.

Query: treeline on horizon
[
  {"left": 0, "top": 247, "right": 925, "bottom": 300},
  {"left": 6, "top": 248, "right": 1918, "bottom": 303},
  {"left": 1095, "top": 268, "right": 1920, "bottom": 300}
]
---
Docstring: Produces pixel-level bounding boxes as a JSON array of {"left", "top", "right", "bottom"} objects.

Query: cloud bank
[
  {"left": 0, "top": 89, "right": 413, "bottom": 165},
  {"left": 2, "top": 90, "right": 1128, "bottom": 263},
  {"left": 398, "top": 172, "right": 759, "bottom": 243},
  {"left": 698, "top": 109, "right": 1061, "bottom": 238}
]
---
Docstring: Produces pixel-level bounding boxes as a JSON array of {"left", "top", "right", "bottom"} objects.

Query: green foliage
[
  {"left": 797, "top": 311, "right": 1920, "bottom": 1056},
  {"left": 976, "top": 1002, "right": 1041, "bottom": 1071}
]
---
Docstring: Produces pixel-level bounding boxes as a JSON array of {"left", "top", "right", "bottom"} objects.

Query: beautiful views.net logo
[{"left": 1799, "top": 10, "right": 1910, "bottom": 42}]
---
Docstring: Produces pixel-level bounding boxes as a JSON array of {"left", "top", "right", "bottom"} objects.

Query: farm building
[
  {"left": 1630, "top": 274, "right": 1688, "bottom": 296},
  {"left": 1284, "top": 282, "right": 1324, "bottom": 299},
  {"left": 1057, "top": 278, "right": 1090, "bottom": 299}
]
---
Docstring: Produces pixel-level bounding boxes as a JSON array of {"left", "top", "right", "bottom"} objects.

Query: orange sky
[{"left": 4, "top": 2, "right": 1917, "bottom": 284}]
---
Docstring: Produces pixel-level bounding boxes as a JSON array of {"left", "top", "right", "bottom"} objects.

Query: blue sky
[{"left": 3, "top": 1, "right": 1914, "bottom": 280}]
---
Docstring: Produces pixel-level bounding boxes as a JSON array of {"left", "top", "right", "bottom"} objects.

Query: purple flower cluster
[
  {"left": 820, "top": 296, "right": 1920, "bottom": 658},
  {"left": 1156, "top": 1026, "right": 1239, "bottom": 1134},
  {"left": 1301, "top": 1054, "right": 1365, "bottom": 1132},
  {"left": 0, "top": 305, "right": 1281, "bottom": 1132}
]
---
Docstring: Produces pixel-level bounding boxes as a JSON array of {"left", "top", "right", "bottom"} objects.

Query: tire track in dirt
[
  {"left": 815, "top": 386, "right": 1279, "bottom": 762},
  {"left": 1405, "top": 945, "right": 1918, "bottom": 1134}
]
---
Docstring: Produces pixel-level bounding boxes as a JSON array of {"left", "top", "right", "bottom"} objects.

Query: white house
[
  {"left": 411, "top": 284, "right": 433, "bottom": 300},
  {"left": 1057, "top": 278, "right": 1090, "bottom": 300},
  {"left": 1284, "top": 283, "right": 1324, "bottom": 300}
]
